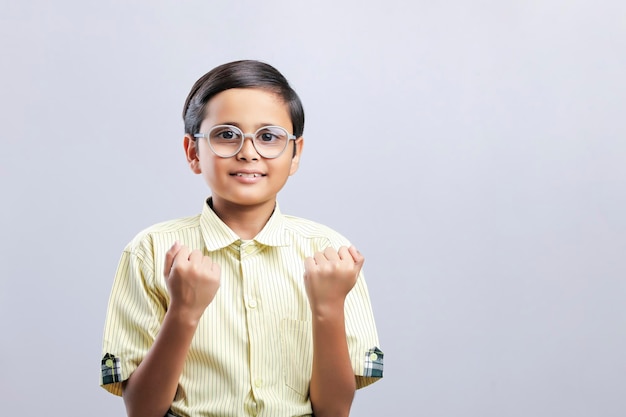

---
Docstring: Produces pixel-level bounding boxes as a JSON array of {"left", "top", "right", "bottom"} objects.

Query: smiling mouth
[{"left": 233, "top": 173, "right": 265, "bottom": 178}]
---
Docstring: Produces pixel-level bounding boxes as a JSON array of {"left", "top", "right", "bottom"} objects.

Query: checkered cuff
[
  {"left": 363, "top": 347, "right": 384, "bottom": 378},
  {"left": 101, "top": 353, "right": 122, "bottom": 385}
]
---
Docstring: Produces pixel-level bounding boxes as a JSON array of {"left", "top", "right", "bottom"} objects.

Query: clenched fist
[
  {"left": 163, "top": 241, "right": 221, "bottom": 323},
  {"left": 303, "top": 245, "right": 364, "bottom": 315}
]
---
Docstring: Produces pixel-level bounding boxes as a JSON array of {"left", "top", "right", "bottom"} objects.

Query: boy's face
[{"left": 184, "top": 88, "right": 303, "bottom": 210}]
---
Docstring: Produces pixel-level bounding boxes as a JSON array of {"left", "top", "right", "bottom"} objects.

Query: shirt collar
[{"left": 199, "top": 198, "right": 290, "bottom": 250}]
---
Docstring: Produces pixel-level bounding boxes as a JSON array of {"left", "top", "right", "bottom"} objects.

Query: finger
[
  {"left": 313, "top": 251, "right": 327, "bottom": 264},
  {"left": 323, "top": 246, "right": 340, "bottom": 261},
  {"left": 164, "top": 241, "right": 182, "bottom": 278},
  {"left": 172, "top": 245, "right": 191, "bottom": 269},
  {"left": 348, "top": 245, "right": 365, "bottom": 268},
  {"left": 337, "top": 246, "right": 351, "bottom": 261},
  {"left": 304, "top": 256, "right": 316, "bottom": 273},
  {"left": 200, "top": 254, "right": 215, "bottom": 269},
  {"left": 188, "top": 249, "right": 204, "bottom": 264}
]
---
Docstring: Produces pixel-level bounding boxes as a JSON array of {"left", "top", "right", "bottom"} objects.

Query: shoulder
[
  {"left": 281, "top": 214, "right": 351, "bottom": 247},
  {"left": 125, "top": 214, "right": 201, "bottom": 255}
]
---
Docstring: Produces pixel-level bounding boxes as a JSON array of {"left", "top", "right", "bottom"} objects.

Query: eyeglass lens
[{"left": 209, "top": 125, "right": 289, "bottom": 158}]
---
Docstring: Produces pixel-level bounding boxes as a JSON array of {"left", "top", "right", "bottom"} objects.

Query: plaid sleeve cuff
[
  {"left": 363, "top": 347, "right": 384, "bottom": 378},
  {"left": 101, "top": 353, "right": 122, "bottom": 385}
]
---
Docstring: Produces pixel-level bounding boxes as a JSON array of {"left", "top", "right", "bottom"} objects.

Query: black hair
[{"left": 183, "top": 60, "right": 305, "bottom": 140}]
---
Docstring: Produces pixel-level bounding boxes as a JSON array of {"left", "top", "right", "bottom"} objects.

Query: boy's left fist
[{"left": 303, "top": 245, "right": 364, "bottom": 314}]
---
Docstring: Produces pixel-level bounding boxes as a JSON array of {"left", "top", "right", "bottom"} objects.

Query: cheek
[
  {"left": 272, "top": 158, "right": 294, "bottom": 174},
  {"left": 198, "top": 154, "right": 223, "bottom": 177}
]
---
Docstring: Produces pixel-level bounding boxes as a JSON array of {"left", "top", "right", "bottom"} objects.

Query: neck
[{"left": 210, "top": 197, "right": 276, "bottom": 240}]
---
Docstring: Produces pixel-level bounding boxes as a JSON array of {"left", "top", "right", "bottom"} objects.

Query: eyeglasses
[{"left": 193, "top": 125, "right": 297, "bottom": 159}]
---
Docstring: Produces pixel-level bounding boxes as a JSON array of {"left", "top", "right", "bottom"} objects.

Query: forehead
[{"left": 203, "top": 88, "right": 291, "bottom": 129}]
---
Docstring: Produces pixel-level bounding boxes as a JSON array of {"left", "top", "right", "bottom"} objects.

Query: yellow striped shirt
[{"left": 101, "top": 199, "right": 383, "bottom": 417}]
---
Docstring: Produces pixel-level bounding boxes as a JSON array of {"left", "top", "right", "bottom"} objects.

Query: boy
[{"left": 101, "top": 60, "right": 383, "bottom": 417}]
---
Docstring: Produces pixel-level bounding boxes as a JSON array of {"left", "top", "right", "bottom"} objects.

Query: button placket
[{"left": 240, "top": 241, "right": 265, "bottom": 394}]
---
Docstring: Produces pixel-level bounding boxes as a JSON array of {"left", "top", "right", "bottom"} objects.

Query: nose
[{"left": 236, "top": 134, "right": 260, "bottom": 160}]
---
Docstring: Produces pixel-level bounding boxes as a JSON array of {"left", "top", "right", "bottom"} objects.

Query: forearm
[
  {"left": 123, "top": 308, "right": 199, "bottom": 417},
  {"left": 309, "top": 304, "right": 356, "bottom": 417}
]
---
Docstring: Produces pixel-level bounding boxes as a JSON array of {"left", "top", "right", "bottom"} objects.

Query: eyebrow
[{"left": 215, "top": 122, "right": 287, "bottom": 131}]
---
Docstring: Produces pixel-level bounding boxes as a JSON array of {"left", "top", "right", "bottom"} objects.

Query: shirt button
[
  {"left": 254, "top": 378, "right": 263, "bottom": 387},
  {"left": 245, "top": 245, "right": 255, "bottom": 254},
  {"left": 369, "top": 353, "right": 378, "bottom": 361},
  {"left": 248, "top": 299, "right": 258, "bottom": 309}
]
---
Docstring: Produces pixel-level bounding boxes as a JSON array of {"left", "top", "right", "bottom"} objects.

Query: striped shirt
[{"left": 101, "top": 199, "right": 383, "bottom": 417}]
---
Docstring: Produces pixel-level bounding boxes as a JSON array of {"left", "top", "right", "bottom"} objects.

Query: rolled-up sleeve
[
  {"left": 100, "top": 239, "right": 166, "bottom": 396},
  {"left": 345, "top": 271, "right": 384, "bottom": 389}
]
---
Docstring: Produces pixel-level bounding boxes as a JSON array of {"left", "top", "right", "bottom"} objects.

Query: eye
[
  {"left": 260, "top": 132, "right": 278, "bottom": 142},
  {"left": 211, "top": 126, "right": 241, "bottom": 141},
  {"left": 256, "top": 127, "right": 286, "bottom": 144}
]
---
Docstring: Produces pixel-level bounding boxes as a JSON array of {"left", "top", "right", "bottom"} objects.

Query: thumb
[{"left": 163, "top": 241, "right": 182, "bottom": 278}]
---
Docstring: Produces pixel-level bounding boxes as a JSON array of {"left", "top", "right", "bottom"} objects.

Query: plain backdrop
[{"left": 1, "top": 1, "right": 625, "bottom": 416}]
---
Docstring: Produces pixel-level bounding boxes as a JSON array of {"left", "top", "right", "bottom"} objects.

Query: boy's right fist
[{"left": 163, "top": 241, "right": 221, "bottom": 322}]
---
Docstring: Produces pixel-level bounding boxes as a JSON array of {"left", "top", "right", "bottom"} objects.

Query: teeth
[{"left": 236, "top": 173, "right": 259, "bottom": 178}]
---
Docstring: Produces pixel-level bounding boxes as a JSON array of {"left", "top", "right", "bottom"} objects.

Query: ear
[
  {"left": 184, "top": 135, "right": 202, "bottom": 174},
  {"left": 289, "top": 137, "right": 304, "bottom": 176}
]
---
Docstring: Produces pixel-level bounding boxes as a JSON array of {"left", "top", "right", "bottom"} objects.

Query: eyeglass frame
[{"left": 193, "top": 124, "right": 297, "bottom": 159}]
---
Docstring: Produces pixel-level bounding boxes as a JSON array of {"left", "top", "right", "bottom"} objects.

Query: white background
[{"left": 1, "top": 1, "right": 625, "bottom": 416}]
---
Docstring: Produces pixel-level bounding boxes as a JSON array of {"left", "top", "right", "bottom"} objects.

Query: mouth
[{"left": 231, "top": 172, "right": 266, "bottom": 178}]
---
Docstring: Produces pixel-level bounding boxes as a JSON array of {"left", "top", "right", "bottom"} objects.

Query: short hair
[{"left": 182, "top": 60, "right": 305, "bottom": 138}]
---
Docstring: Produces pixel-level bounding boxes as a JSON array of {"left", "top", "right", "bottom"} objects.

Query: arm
[
  {"left": 123, "top": 242, "right": 220, "bottom": 417},
  {"left": 304, "top": 246, "right": 364, "bottom": 417}
]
